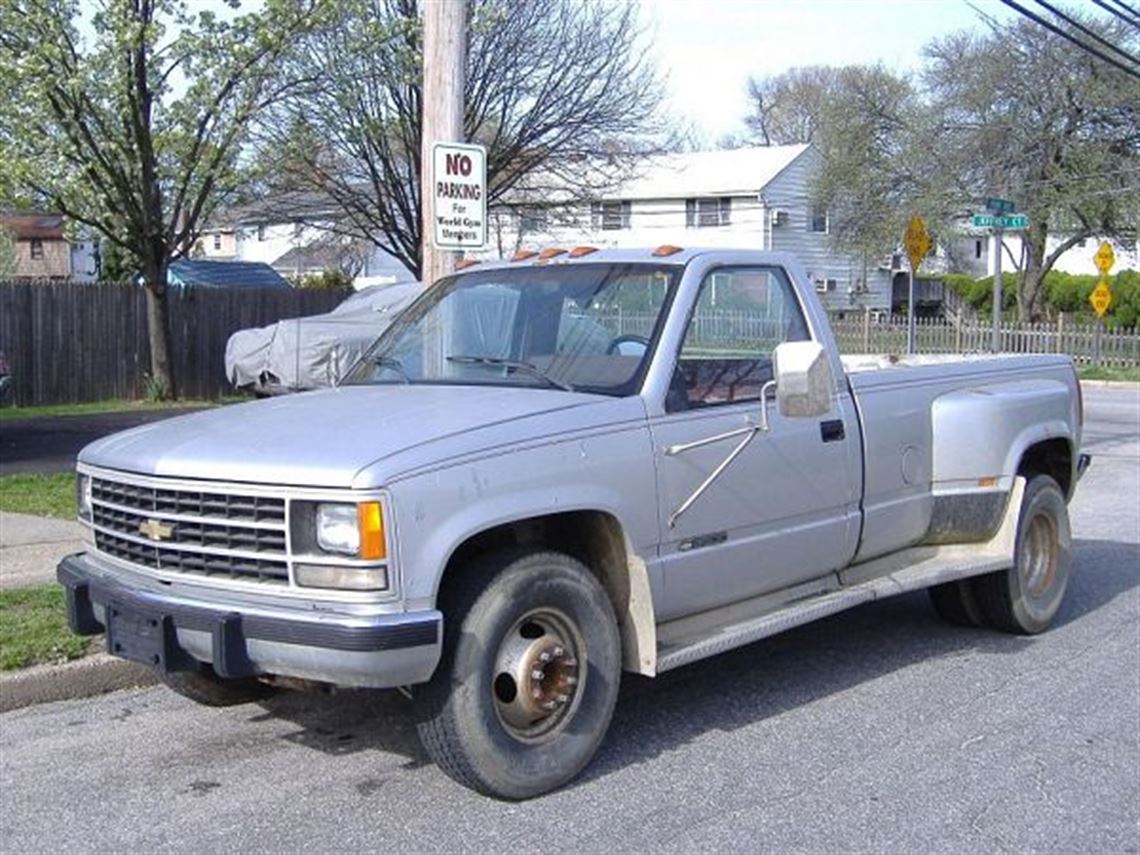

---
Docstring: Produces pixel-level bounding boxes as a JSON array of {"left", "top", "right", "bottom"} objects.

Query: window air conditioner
[{"left": 772, "top": 210, "right": 789, "bottom": 227}]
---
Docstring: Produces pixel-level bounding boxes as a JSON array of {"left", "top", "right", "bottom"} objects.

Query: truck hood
[{"left": 78, "top": 385, "right": 637, "bottom": 488}]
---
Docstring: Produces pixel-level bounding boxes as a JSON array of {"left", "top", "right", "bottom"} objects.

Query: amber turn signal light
[{"left": 357, "top": 502, "right": 386, "bottom": 560}]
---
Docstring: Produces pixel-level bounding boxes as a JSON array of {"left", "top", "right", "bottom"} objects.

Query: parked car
[
  {"left": 225, "top": 281, "right": 420, "bottom": 395},
  {"left": 60, "top": 247, "right": 1088, "bottom": 799}
]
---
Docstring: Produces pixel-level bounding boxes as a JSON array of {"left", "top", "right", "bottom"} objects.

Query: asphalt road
[
  {"left": 0, "top": 408, "right": 207, "bottom": 475},
  {"left": 1, "top": 385, "right": 1137, "bottom": 853}
]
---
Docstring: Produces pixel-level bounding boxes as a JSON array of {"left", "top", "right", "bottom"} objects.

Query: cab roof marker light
[
  {"left": 511, "top": 249, "right": 538, "bottom": 262},
  {"left": 455, "top": 258, "right": 481, "bottom": 270},
  {"left": 652, "top": 245, "right": 684, "bottom": 257},
  {"left": 568, "top": 246, "right": 599, "bottom": 258},
  {"left": 537, "top": 247, "right": 566, "bottom": 260}
]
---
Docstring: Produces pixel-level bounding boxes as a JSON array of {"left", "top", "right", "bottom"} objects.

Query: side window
[{"left": 668, "top": 267, "right": 809, "bottom": 411}]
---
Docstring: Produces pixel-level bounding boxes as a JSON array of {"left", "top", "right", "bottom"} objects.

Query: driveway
[{"left": 0, "top": 408, "right": 208, "bottom": 476}]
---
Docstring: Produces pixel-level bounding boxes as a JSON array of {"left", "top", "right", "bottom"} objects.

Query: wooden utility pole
[{"left": 420, "top": 0, "right": 467, "bottom": 288}]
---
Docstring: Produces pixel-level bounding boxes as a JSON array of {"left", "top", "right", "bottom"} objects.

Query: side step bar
[{"left": 654, "top": 479, "right": 1024, "bottom": 675}]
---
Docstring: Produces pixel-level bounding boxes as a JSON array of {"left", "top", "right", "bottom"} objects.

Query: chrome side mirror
[{"left": 773, "top": 341, "right": 833, "bottom": 419}]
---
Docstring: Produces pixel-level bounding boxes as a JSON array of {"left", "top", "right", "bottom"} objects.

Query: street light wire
[
  {"left": 999, "top": 0, "right": 1140, "bottom": 79},
  {"left": 1030, "top": 0, "right": 1140, "bottom": 66},
  {"left": 1090, "top": 0, "right": 1140, "bottom": 30}
]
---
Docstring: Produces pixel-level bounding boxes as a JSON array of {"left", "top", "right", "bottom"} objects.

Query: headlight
[
  {"left": 315, "top": 501, "right": 386, "bottom": 560},
  {"left": 76, "top": 474, "right": 92, "bottom": 521},
  {"left": 316, "top": 504, "right": 359, "bottom": 555}
]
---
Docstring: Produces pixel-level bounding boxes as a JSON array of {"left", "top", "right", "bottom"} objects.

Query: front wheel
[
  {"left": 414, "top": 549, "right": 621, "bottom": 800},
  {"left": 972, "top": 475, "right": 1072, "bottom": 634}
]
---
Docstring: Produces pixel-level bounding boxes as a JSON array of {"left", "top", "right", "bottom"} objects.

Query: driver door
[{"left": 648, "top": 266, "right": 861, "bottom": 621}]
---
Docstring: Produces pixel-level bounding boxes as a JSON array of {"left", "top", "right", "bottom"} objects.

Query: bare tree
[{"left": 257, "top": 0, "right": 670, "bottom": 278}]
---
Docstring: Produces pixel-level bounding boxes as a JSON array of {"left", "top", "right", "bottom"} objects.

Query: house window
[
  {"left": 521, "top": 207, "right": 549, "bottom": 233},
  {"left": 810, "top": 206, "right": 828, "bottom": 233},
  {"left": 975, "top": 239, "right": 983, "bottom": 259},
  {"left": 592, "top": 201, "right": 630, "bottom": 231},
  {"left": 257, "top": 224, "right": 266, "bottom": 242},
  {"left": 213, "top": 233, "right": 222, "bottom": 251},
  {"left": 30, "top": 238, "right": 44, "bottom": 260},
  {"left": 685, "top": 197, "right": 732, "bottom": 228}
]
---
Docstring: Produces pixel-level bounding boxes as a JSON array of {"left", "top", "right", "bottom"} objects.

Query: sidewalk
[{"left": 0, "top": 511, "right": 83, "bottom": 589}]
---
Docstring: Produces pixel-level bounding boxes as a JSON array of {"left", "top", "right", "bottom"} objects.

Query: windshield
[{"left": 343, "top": 263, "right": 679, "bottom": 395}]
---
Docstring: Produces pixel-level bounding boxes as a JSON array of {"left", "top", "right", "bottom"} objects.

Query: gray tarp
[{"left": 225, "top": 282, "right": 420, "bottom": 392}]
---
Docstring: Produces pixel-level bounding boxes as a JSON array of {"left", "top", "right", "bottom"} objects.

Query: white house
[
  {"left": 946, "top": 227, "right": 1137, "bottom": 280},
  {"left": 482, "top": 145, "right": 894, "bottom": 312}
]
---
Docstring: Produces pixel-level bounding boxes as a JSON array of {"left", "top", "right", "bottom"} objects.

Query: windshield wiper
[
  {"left": 373, "top": 355, "right": 410, "bottom": 384},
  {"left": 447, "top": 355, "right": 575, "bottom": 392}
]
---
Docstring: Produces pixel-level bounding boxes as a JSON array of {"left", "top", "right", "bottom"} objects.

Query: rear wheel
[
  {"left": 414, "top": 549, "right": 621, "bottom": 800},
  {"left": 160, "top": 666, "right": 277, "bottom": 707},
  {"left": 972, "top": 475, "right": 1071, "bottom": 634},
  {"left": 929, "top": 580, "right": 987, "bottom": 627}
]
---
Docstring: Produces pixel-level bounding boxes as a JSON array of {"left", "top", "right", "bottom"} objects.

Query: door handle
[{"left": 820, "top": 419, "right": 845, "bottom": 443}]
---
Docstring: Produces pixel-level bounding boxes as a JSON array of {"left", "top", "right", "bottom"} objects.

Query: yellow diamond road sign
[
  {"left": 1094, "top": 242, "right": 1115, "bottom": 274},
  {"left": 904, "top": 215, "right": 931, "bottom": 271},
  {"left": 1090, "top": 282, "right": 1112, "bottom": 318}
]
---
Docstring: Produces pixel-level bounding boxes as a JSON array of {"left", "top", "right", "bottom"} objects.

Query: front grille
[
  {"left": 90, "top": 475, "right": 288, "bottom": 585},
  {"left": 92, "top": 479, "right": 285, "bottom": 523}
]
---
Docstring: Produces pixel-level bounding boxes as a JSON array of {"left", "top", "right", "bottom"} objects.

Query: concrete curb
[
  {"left": 1079, "top": 379, "right": 1140, "bottom": 389},
  {"left": 0, "top": 652, "right": 158, "bottom": 714}
]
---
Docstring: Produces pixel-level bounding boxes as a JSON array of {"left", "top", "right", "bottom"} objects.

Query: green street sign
[
  {"left": 985, "top": 197, "right": 1016, "bottom": 214},
  {"left": 972, "top": 213, "right": 1029, "bottom": 230}
]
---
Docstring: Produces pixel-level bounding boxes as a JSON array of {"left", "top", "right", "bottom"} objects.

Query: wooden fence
[{"left": 0, "top": 281, "right": 348, "bottom": 405}]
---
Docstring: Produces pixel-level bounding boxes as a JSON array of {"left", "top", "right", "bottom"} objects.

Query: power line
[
  {"left": 1089, "top": 0, "right": 1140, "bottom": 30},
  {"left": 999, "top": 0, "right": 1140, "bottom": 79},
  {"left": 1031, "top": 0, "right": 1140, "bottom": 66}
]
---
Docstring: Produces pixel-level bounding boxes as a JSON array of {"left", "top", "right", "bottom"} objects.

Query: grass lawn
[
  {"left": 0, "top": 585, "right": 92, "bottom": 670},
  {"left": 0, "top": 472, "right": 77, "bottom": 518},
  {"left": 0, "top": 397, "right": 246, "bottom": 422},
  {"left": 1078, "top": 365, "right": 1140, "bottom": 382}
]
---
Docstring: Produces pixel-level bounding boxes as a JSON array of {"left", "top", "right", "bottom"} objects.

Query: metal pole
[
  {"left": 420, "top": 0, "right": 466, "bottom": 289},
  {"left": 992, "top": 227, "right": 1003, "bottom": 353},
  {"left": 907, "top": 267, "right": 916, "bottom": 354}
]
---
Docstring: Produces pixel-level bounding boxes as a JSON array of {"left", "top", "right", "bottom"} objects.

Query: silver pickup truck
[{"left": 59, "top": 247, "right": 1089, "bottom": 799}]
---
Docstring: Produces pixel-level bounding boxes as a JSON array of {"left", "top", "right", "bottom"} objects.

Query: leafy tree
[
  {"left": 257, "top": 0, "right": 670, "bottom": 278},
  {"left": 743, "top": 65, "right": 943, "bottom": 273},
  {"left": 0, "top": 227, "right": 16, "bottom": 277},
  {"left": 924, "top": 13, "right": 1140, "bottom": 320},
  {"left": 0, "top": 0, "right": 327, "bottom": 397}
]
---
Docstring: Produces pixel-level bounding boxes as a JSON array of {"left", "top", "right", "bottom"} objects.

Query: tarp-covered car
[{"left": 225, "top": 282, "right": 420, "bottom": 395}]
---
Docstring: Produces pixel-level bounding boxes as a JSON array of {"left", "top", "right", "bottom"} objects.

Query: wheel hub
[
  {"left": 492, "top": 612, "right": 583, "bottom": 739},
  {"left": 1021, "top": 512, "right": 1058, "bottom": 598}
]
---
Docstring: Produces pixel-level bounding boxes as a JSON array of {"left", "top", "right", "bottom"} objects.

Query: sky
[{"left": 638, "top": 0, "right": 1021, "bottom": 146}]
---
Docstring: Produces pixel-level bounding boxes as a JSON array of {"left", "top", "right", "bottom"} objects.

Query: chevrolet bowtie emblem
[{"left": 138, "top": 518, "right": 174, "bottom": 541}]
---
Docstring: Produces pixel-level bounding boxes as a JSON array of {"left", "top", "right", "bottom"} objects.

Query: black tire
[
  {"left": 160, "top": 666, "right": 277, "bottom": 707},
  {"left": 972, "top": 475, "right": 1072, "bottom": 634},
  {"left": 414, "top": 549, "right": 621, "bottom": 800},
  {"left": 929, "top": 580, "right": 987, "bottom": 627}
]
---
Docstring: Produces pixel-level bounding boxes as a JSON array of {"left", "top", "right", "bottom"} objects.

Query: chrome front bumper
[{"left": 58, "top": 552, "right": 442, "bottom": 689}]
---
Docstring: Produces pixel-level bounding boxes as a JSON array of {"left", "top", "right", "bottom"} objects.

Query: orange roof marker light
[
  {"left": 652, "top": 245, "right": 684, "bottom": 257},
  {"left": 455, "top": 258, "right": 481, "bottom": 270},
  {"left": 568, "top": 246, "right": 599, "bottom": 258},
  {"left": 511, "top": 249, "right": 538, "bottom": 262},
  {"left": 537, "top": 247, "right": 566, "bottom": 260}
]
